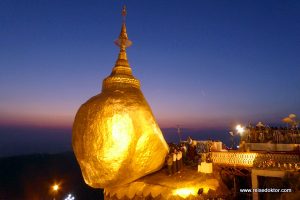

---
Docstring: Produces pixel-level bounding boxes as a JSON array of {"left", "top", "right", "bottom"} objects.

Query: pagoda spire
[
  {"left": 102, "top": 5, "right": 140, "bottom": 90},
  {"left": 114, "top": 5, "right": 132, "bottom": 68}
]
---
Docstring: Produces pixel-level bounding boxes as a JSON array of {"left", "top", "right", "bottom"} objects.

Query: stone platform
[{"left": 104, "top": 166, "right": 230, "bottom": 199}]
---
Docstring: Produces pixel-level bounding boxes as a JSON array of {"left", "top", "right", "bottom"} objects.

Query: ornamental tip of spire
[
  {"left": 114, "top": 5, "right": 132, "bottom": 49},
  {"left": 122, "top": 5, "right": 127, "bottom": 21}
]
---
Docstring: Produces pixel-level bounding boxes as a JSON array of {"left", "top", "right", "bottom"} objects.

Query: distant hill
[
  {"left": 0, "top": 126, "right": 72, "bottom": 157},
  {"left": 0, "top": 126, "right": 232, "bottom": 157},
  {"left": 0, "top": 152, "right": 103, "bottom": 200}
]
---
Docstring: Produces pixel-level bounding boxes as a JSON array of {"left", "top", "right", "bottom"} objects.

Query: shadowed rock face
[{"left": 72, "top": 15, "right": 169, "bottom": 188}]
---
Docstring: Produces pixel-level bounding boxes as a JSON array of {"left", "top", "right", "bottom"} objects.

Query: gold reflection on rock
[{"left": 72, "top": 6, "right": 169, "bottom": 188}]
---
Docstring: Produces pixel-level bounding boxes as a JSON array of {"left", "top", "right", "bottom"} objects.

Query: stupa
[{"left": 72, "top": 6, "right": 169, "bottom": 188}]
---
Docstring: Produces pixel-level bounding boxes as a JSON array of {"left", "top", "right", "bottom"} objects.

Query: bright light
[
  {"left": 173, "top": 187, "right": 198, "bottom": 198},
  {"left": 236, "top": 124, "right": 244, "bottom": 135},
  {"left": 64, "top": 194, "right": 75, "bottom": 200},
  {"left": 52, "top": 184, "right": 59, "bottom": 191}
]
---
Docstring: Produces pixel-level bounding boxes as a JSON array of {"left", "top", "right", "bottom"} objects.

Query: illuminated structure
[
  {"left": 72, "top": 6, "right": 169, "bottom": 188},
  {"left": 240, "top": 124, "right": 300, "bottom": 151},
  {"left": 212, "top": 122, "right": 300, "bottom": 200}
]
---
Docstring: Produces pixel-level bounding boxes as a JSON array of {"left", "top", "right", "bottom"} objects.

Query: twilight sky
[{"left": 0, "top": 0, "right": 299, "bottom": 130}]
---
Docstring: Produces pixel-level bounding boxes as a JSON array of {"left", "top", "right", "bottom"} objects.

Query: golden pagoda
[{"left": 72, "top": 6, "right": 169, "bottom": 188}]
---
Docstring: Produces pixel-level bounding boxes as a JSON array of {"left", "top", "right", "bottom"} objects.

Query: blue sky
[{"left": 0, "top": 0, "right": 299, "bottom": 129}]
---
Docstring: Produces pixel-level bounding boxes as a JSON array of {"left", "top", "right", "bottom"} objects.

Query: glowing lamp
[
  {"left": 236, "top": 124, "right": 245, "bottom": 135},
  {"left": 52, "top": 184, "right": 59, "bottom": 191}
]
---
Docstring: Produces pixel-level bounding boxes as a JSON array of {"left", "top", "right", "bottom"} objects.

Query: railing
[
  {"left": 211, "top": 152, "right": 257, "bottom": 167},
  {"left": 211, "top": 152, "right": 300, "bottom": 168},
  {"left": 253, "top": 153, "right": 300, "bottom": 169}
]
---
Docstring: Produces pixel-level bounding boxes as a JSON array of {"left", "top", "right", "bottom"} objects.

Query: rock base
[{"left": 104, "top": 166, "right": 230, "bottom": 199}]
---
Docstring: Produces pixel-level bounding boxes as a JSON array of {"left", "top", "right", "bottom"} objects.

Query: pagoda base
[{"left": 104, "top": 166, "right": 230, "bottom": 199}]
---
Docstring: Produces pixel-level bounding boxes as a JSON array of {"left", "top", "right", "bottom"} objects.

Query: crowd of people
[
  {"left": 241, "top": 126, "right": 300, "bottom": 144},
  {"left": 165, "top": 137, "right": 214, "bottom": 175},
  {"left": 165, "top": 145, "right": 184, "bottom": 175}
]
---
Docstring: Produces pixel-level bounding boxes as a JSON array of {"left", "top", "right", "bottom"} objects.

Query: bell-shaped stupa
[{"left": 72, "top": 6, "right": 169, "bottom": 188}]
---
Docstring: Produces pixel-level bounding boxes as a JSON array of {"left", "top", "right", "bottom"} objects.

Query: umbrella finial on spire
[{"left": 114, "top": 5, "right": 132, "bottom": 50}]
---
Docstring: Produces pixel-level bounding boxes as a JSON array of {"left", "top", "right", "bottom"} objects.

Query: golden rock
[{"left": 72, "top": 7, "right": 169, "bottom": 188}]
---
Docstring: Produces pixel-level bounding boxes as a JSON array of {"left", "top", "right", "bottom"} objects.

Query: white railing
[
  {"left": 211, "top": 152, "right": 300, "bottom": 168},
  {"left": 211, "top": 152, "right": 257, "bottom": 167}
]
